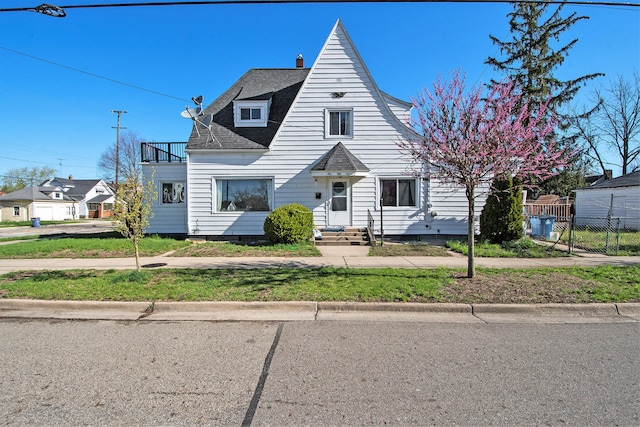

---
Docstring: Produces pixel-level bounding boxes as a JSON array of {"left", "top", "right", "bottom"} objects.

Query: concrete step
[{"left": 315, "top": 227, "right": 370, "bottom": 246}]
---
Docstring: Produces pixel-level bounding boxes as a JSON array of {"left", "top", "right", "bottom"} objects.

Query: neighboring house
[
  {"left": 0, "top": 185, "right": 75, "bottom": 222},
  {"left": 142, "top": 20, "right": 484, "bottom": 240},
  {"left": 41, "top": 176, "right": 115, "bottom": 219},
  {"left": 574, "top": 170, "right": 640, "bottom": 230}
]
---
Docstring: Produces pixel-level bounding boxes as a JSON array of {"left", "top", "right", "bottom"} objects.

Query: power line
[
  {"left": 0, "top": 155, "right": 96, "bottom": 169},
  {"left": 0, "top": 46, "right": 191, "bottom": 103},
  {"left": 0, "top": 0, "right": 638, "bottom": 13}
]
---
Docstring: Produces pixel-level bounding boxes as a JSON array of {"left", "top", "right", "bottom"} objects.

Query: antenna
[{"left": 180, "top": 95, "right": 220, "bottom": 147}]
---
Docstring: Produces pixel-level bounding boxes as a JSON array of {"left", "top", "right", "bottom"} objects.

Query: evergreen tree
[
  {"left": 480, "top": 176, "right": 523, "bottom": 244},
  {"left": 485, "top": 3, "right": 602, "bottom": 234},
  {"left": 486, "top": 3, "right": 603, "bottom": 125}
]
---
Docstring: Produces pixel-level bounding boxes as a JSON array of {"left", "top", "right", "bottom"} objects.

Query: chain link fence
[
  {"left": 568, "top": 216, "right": 624, "bottom": 255},
  {"left": 526, "top": 214, "right": 640, "bottom": 255}
]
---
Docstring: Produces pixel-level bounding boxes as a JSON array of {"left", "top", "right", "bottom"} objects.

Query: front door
[{"left": 328, "top": 180, "right": 350, "bottom": 226}]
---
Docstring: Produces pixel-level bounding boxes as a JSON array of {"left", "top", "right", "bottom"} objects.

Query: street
[{"left": 1, "top": 319, "right": 638, "bottom": 426}]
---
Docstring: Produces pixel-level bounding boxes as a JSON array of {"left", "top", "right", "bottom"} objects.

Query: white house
[
  {"left": 142, "top": 20, "right": 483, "bottom": 240},
  {"left": 41, "top": 177, "right": 115, "bottom": 219},
  {"left": 574, "top": 170, "right": 640, "bottom": 230}
]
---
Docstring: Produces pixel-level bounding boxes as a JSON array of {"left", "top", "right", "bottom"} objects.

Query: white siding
[
  {"left": 153, "top": 21, "right": 483, "bottom": 237},
  {"left": 144, "top": 163, "right": 188, "bottom": 234},
  {"left": 575, "top": 186, "right": 640, "bottom": 230}
]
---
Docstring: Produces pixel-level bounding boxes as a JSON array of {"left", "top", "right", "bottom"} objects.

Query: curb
[{"left": 1, "top": 299, "right": 638, "bottom": 322}]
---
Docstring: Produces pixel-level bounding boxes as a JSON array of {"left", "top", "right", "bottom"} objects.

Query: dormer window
[{"left": 234, "top": 99, "right": 270, "bottom": 127}]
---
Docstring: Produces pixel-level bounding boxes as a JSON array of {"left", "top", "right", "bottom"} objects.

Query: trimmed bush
[
  {"left": 480, "top": 177, "right": 523, "bottom": 244},
  {"left": 264, "top": 203, "right": 314, "bottom": 244}
]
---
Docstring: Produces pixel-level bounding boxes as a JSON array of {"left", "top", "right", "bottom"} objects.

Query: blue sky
[{"left": 0, "top": 1, "right": 638, "bottom": 181}]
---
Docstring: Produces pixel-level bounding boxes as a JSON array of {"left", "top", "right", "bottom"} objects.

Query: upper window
[
  {"left": 234, "top": 100, "right": 270, "bottom": 127},
  {"left": 327, "top": 110, "right": 352, "bottom": 137},
  {"left": 162, "top": 182, "right": 185, "bottom": 204},
  {"left": 380, "top": 178, "right": 416, "bottom": 207},
  {"left": 214, "top": 178, "right": 273, "bottom": 212}
]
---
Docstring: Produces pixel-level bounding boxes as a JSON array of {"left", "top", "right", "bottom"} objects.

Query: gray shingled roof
[
  {"left": 578, "top": 170, "right": 640, "bottom": 190},
  {"left": 187, "top": 68, "right": 309, "bottom": 150},
  {"left": 43, "top": 178, "right": 102, "bottom": 199},
  {"left": 311, "top": 142, "right": 369, "bottom": 174},
  {"left": 0, "top": 186, "right": 58, "bottom": 202}
]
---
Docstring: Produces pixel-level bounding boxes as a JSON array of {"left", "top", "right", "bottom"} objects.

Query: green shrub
[
  {"left": 480, "top": 176, "right": 523, "bottom": 244},
  {"left": 263, "top": 203, "right": 314, "bottom": 244}
]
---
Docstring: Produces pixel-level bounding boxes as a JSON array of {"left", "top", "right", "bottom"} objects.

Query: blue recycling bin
[
  {"left": 539, "top": 215, "right": 555, "bottom": 240},
  {"left": 31, "top": 217, "right": 40, "bottom": 227},
  {"left": 529, "top": 216, "right": 541, "bottom": 237}
]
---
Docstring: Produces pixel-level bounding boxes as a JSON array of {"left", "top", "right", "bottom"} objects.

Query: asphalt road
[{"left": 1, "top": 319, "right": 638, "bottom": 426}]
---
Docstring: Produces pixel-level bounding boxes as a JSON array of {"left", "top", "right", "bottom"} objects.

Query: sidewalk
[{"left": 0, "top": 251, "right": 637, "bottom": 274}]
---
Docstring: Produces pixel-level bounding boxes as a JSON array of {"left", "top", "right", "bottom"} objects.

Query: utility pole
[{"left": 111, "top": 110, "right": 127, "bottom": 186}]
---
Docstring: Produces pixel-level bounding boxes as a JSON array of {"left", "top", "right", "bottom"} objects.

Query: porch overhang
[
  {"left": 310, "top": 170, "right": 369, "bottom": 178},
  {"left": 311, "top": 142, "right": 369, "bottom": 178}
]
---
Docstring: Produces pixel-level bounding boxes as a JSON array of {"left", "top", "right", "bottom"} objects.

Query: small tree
[
  {"left": 480, "top": 176, "right": 523, "bottom": 244},
  {"left": 400, "top": 71, "right": 570, "bottom": 278},
  {"left": 113, "top": 169, "right": 157, "bottom": 271}
]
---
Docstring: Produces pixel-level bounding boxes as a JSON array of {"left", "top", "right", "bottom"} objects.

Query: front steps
[{"left": 315, "top": 227, "right": 370, "bottom": 246}]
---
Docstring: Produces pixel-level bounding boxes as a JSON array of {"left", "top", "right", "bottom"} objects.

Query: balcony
[{"left": 141, "top": 142, "right": 186, "bottom": 163}]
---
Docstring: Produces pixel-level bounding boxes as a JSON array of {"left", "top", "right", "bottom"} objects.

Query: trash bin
[
  {"left": 31, "top": 217, "right": 40, "bottom": 227},
  {"left": 529, "top": 216, "right": 541, "bottom": 237},
  {"left": 539, "top": 215, "right": 555, "bottom": 240}
]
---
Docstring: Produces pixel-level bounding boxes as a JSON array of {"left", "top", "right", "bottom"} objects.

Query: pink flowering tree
[{"left": 400, "top": 71, "right": 570, "bottom": 278}]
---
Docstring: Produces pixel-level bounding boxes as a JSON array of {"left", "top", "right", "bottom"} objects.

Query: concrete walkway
[{"left": 0, "top": 249, "right": 637, "bottom": 274}]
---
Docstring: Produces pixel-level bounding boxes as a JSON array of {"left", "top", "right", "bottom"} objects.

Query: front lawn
[
  {"left": 0, "top": 235, "right": 191, "bottom": 258},
  {"left": 1, "top": 265, "right": 637, "bottom": 303},
  {"left": 446, "top": 238, "right": 568, "bottom": 258}
]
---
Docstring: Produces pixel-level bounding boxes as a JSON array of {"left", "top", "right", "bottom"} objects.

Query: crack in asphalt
[{"left": 242, "top": 322, "right": 284, "bottom": 427}]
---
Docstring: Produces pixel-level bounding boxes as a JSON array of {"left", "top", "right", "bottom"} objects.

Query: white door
[{"left": 328, "top": 180, "right": 350, "bottom": 226}]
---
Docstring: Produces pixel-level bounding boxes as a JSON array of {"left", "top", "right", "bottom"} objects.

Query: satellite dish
[
  {"left": 192, "top": 95, "right": 204, "bottom": 106},
  {"left": 201, "top": 114, "right": 213, "bottom": 127},
  {"left": 180, "top": 106, "right": 202, "bottom": 119}
]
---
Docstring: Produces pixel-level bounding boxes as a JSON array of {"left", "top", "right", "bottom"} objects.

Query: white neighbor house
[
  {"left": 574, "top": 170, "right": 640, "bottom": 230},
  {"left": 142, "top": 20, "right": 484, "bottom": 240}
]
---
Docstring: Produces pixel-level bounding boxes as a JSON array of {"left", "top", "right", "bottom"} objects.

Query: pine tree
[
  {"left": 486, "top": 3, "right": 603, "bottom": 125},
  {"left": 480, "top": 176, "right": 523, "bottom": 244}
]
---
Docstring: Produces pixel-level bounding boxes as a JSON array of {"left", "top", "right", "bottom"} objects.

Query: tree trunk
[
  {"left": 467, "top": 187, "right": 475, "bottom": 278},
  {"left": 134, "top": 240, "right": 141, "bottom": 272}
]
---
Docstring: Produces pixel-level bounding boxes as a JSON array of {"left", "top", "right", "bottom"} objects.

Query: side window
[
  {"left": 13, "top": 206, "right": 20, "bottom": 216},
  {"left": 380, "top": 179, "right": 416, "bottom": 207},
  {"left": 162, "top": 182, "right": 185, "bottom": 204}
]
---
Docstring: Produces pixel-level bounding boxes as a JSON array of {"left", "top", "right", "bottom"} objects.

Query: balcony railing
[{"left": 141, "top": 142, "right": 186, "bottom": 163}]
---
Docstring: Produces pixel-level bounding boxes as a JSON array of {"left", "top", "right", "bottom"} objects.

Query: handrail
[{"left": 367, "top": 209, "right": 376, "bottom": 246}]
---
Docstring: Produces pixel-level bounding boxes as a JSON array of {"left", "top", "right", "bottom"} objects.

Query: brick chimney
[
  {"left": 604, "top": 169, "right": 612, "bottom": 180},
  {"left": 68, "top": 175, "right": 73, "bottom": 180},
  {"left": 296, "top": 54, "right": 304, "bottom": 68}
]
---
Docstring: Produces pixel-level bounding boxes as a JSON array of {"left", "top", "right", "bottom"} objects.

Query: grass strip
[
  {"left": 446, "top": 238, "right": 569, "bottom": 258},
  {"left": 1, "top": 266, "right": 637, "bottom": 303}
]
